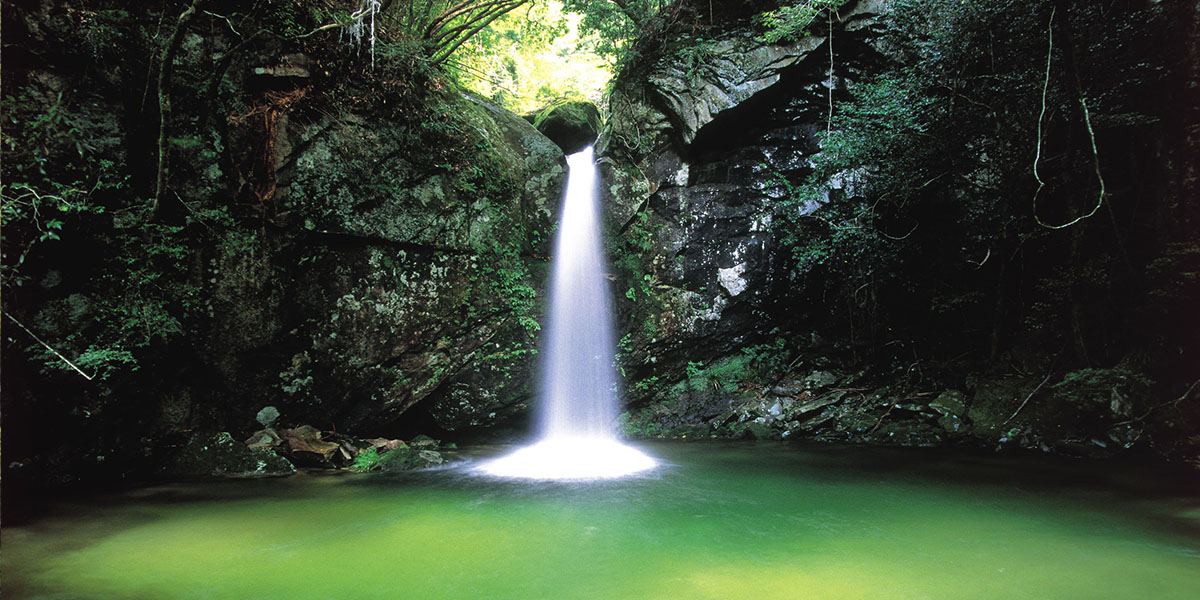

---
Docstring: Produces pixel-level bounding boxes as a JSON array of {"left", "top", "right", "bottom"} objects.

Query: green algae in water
[{"left": 3, "top": 442, "right": 1199, "bottom": 599}]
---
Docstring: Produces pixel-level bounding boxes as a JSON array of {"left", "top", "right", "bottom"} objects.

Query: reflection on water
[{"left": 3, "top": 442, "right": 1198, "bottom": 600}]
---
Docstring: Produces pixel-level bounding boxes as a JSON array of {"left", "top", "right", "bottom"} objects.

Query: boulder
[
  {"left": 597, "top": 0, "right": 890, "bottom": 419},
  {"left": 527, "top": 100, "right": 602, "bottom": 154},
  {"left": 365, "top": 437, "right": 407, "bottom": 452},
  {"left": 255, "top": 406, "right": 280, "bottom": 428},
  {"left": 244, "top": 428, "right": 282, "bottom": 450},
  {"left": 376, "top": 446, "right": 445, "bottom": 471},
  {"left": 280, "top": 425, "right": 341, "bottom": 464},
  {"left": 929, "top": 390, "right": 967, "bottom": 417},
  {"left": 408, "top": 434, "right": 440, "bottom": 448}
]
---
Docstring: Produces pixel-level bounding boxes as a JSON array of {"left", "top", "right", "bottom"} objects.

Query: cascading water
[{"left": 479, "top": 147, "right": 658, "bottom": 479}]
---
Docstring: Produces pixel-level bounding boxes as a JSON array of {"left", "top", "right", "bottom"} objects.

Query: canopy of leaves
[{"left": 447, "top": 2, "right": 613, "bottom": 112}]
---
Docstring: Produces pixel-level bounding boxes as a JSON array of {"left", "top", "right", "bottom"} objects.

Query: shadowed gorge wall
[{"left": 598, "top": 0, "right": 1198, "bottom": 457}]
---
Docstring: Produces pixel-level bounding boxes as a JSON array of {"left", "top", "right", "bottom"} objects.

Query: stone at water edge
[
  {"left": 375, "top": 446, "right": 445, "bottom": 471},
  {"left": 929, "top": 390, "right": 967, "bottom": 418},
  {"left": 408, "top": 434, "right": 440, "bottom": 449},
  {"left": 165, "top": 432, "right": 295, "bottom": 477},
  {"left": 365, "top": 437, "right": 407, "bottom": 452},
  {"left": 244, "top": 428, "right": 282, "bottom": 450},
  {"left": 279, "top": 425, "right": 341, "bottom": 464},
  {"left": 930, "top": 390, "right": 970, "bottom": 434}
]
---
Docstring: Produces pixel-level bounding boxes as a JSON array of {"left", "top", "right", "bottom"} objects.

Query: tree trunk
[{"left": 153, "top": 0, "right": 206, "bottom": 218}]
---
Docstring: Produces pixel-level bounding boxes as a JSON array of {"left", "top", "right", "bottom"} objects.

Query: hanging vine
[{"left": 1030, "top": 5, "right": 1107, "bottom": 230}]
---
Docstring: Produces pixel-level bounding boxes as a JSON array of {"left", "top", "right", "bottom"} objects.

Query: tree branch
[
  {"left": 3, "top": 311, "right": 95, "bottom": 380},
  {"left": 431, "top": 5, "right": 518, "bottom": 65}
]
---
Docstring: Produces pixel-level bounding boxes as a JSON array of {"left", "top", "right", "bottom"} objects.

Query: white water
[{"left": 479, "top": 147, "right": 657, "bottom": 480}]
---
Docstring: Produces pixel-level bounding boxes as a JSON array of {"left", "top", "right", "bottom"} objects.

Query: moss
[
  {"left": 527, "top": 100, "right": 602, "bottom": 154},
  {"left": 376, "top": 446, "right": 444, "bottom": 471}
]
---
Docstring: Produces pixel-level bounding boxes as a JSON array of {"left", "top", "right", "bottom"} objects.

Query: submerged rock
[{"left": 165, "top": 432, "right": 295, "bottom": 477}]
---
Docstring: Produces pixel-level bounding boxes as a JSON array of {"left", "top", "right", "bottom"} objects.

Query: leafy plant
[
  {"left": 350, "top": 447, "right": 382, "bottom": 472},
  {"left": 758, "top": 0, "right": 849, "bottom": 44}
]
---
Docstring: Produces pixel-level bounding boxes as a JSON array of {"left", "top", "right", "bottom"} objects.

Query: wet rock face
[
  {"left": 202, "top": 90, "right": 564, "bottom": 434},
  {"left": 600, "top": 0, "right": 888, "bottom": 400},
  {"left": 1, "top": 19, "right": 562, "bottom": 487}
]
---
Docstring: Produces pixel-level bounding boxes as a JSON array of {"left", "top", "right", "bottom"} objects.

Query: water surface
[{"left": 4, "top": 442, "right": 1198, "bottom": 599}]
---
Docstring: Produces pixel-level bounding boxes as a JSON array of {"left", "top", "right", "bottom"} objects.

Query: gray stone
[
  {"left": 929, "top": 391, "right": 966, "bottom": 418},
  {"left": 244, "top": 428, "right": 282, "bottom": 451},
  {"left": 647, "top": 34, "right": 826, "bottom": 145},
  {"left": 255, "top": 406, "right": 280, "bottom": 427}
]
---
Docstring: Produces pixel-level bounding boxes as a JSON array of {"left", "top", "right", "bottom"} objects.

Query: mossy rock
[
  {"left": 376, "top": 446, "right": 445, "bottom": 471},
  {"left": 526, "top": 100, "right": 602, "bottom": 154},
  {"left": 165, "top": 432, "right": 295, "bottom": 478},
  {"left": 734, "top": 421, "right": 780, "bottom": 440}
]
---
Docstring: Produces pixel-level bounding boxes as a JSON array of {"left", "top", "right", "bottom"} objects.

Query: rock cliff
[
  {"left": 0, "top": 3, "right": 565, "bottom": 490},
  {"left": 598, "top": 0, "right": 1197, "bottom": 457}
]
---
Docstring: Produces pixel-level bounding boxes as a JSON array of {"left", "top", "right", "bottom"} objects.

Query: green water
[{"left": 3, "top": 442, "right": 1198, "bottom": 599}]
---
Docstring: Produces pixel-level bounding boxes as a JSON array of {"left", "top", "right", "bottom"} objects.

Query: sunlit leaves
[
  {"left": 758, "top": 0, "right": 848, "bottom": 44},
  {"left": 447, "top": 1, "right": 611, "bottom": 112}
]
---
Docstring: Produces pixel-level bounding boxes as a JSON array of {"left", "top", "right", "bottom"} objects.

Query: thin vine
[{"left": 1031, "top": 5, "right": 1107, "bottom": 230}]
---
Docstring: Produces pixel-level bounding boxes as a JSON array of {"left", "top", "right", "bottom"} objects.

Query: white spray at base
[{"left": 479, "top": 147, "right": 658, "bottom": 479}]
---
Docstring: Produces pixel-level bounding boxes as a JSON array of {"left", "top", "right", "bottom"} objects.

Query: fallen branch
[
  {"left": 1004, "top": 366, "right": 1057, "bottom": 424},
  {"left": 3, "top": 311, "right": 95, "bottom": 380},
  {"left": 966, "top": 247, "right": 991, "bottom": 268},
  {"left": 1113, "top": 378, "right": 1200, "bottom": 426},
  {"left": 866, "top": 403, "right": 897, "bottom": 435}
]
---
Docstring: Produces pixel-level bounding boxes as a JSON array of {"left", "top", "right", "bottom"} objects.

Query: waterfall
[{"left": 479, "top": 147, "right": 657, "bottom": 479}]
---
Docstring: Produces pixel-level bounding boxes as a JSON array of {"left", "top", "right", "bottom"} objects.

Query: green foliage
[
  {"left": 0, "top": 73, "right": 268, "bottom": 381},
  {"left": 350, "top": 447, "right": 382, "bottom": 472},
  {"left": 680, "top": 338, "right": 792, "bottom": 396},
  {"left": 610, "top": 209, "right": 668, "bottom": 368},
  {"left": 768, "top": 0, "right": 1081, "bottom": 344},
  {"left": 446, "top": 2, "right": 611, "bottom": 112},
  {"left": 756, "top": 0, "right": 1181, "bottom": 416},
  {"left": 757, "top": 0, "right": 848, "bottom": 44},
  {"left": 563, "top": 0, "right": 669, "bottom": 60},
  {"left": 671, "top": 34, "right": 718, "bottom": 79},
  {"left": 617, "top": 410, "right": 669, "bottom": 438}
]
